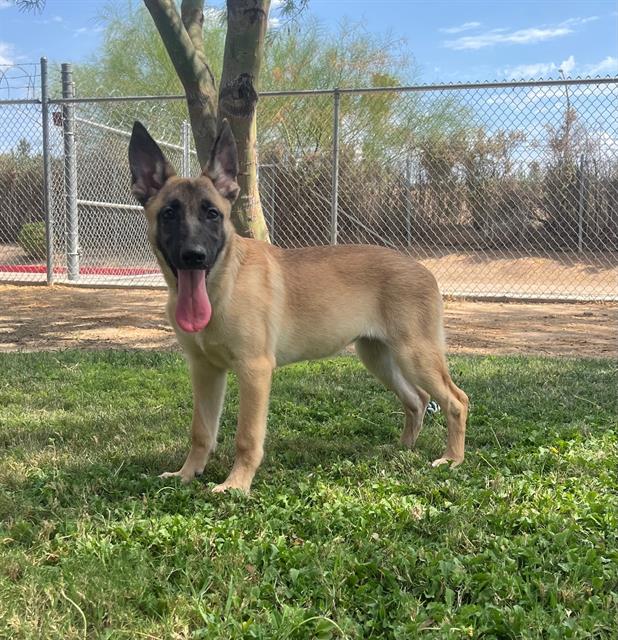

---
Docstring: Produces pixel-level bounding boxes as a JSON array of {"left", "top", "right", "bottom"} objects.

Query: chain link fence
[
  {"left": 1, "top": 59, "right": 617, "bottom": 300},
  {"left": 0, "top": 63, "right": 46, "bottom": 278}
]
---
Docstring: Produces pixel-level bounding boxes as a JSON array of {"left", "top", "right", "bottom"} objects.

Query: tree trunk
[
  {"left": 143, "top": 0, "right": 271, "bottom": 241},
  {"left": 218, "top": 0, "right": 270, "bottom": 240}
]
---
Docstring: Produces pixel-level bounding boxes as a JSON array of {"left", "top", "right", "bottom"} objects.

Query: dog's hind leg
[
  {"left": 400, "top": 385, "right": 431, "bottom": 449},
  {"left": 160, "top": 360, "right": 227, "bottom": 484},
  {"left": 393, "top": 343, "right": 468, "bottom": 467},
  {"left": 355, "top": 338, "right": 430, "bottom": 448}
]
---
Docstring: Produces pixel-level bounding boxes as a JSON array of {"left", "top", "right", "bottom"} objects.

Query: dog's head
[{"left": 128, "top": 120, "right": 239, "bottom": 333}]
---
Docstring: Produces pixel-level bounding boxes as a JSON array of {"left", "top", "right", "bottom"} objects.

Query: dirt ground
[
  {"left": 419, "top": 249, "right": 617, "bottom": 300},
  {"left": 2, "top": 245, "right": 616, "bottom": 300},
  {"left": 0, "top": 284, "right": 616, "bottom": 358}
]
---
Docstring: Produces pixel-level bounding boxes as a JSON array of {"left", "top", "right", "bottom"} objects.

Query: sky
[{"left": 0, "top": 0, "right": 617, "bottom": 90}]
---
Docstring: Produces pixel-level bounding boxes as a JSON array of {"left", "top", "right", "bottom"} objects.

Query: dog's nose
[{"left": 180, "top": 247, "right": 207, "bottom": 268}]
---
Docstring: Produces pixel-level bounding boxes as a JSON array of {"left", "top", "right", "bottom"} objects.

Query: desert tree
[
  {"left": 140, "top": 0, "right": 273, "bottom": 239},
  {"left": 12, "top": 0, "right": 276, "bottom": 239}
]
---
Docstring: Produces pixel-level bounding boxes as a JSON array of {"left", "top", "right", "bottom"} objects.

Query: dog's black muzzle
[{"left": 179, "top": 245, "right": 208, "bottom": 270}]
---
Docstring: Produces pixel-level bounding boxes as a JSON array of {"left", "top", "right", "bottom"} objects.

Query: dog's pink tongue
[{"left": 175, "top": 270, "right": 212, "bottom": 333}]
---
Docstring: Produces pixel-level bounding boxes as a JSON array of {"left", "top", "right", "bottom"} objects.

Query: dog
[{"left": 128, "top": 120, "right": 468, "bottom": 493}]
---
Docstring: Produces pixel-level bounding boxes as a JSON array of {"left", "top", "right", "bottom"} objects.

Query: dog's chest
[
  {"left": 183, "top": 327, "right": 235, "bottom": 369},
  {"left": 166, "top": 297, "right": 236, "bottom": 369}
]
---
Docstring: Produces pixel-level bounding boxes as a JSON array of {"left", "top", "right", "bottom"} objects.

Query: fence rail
[{"left": 1, "top": 58, "right": 617, "bottom": 300}]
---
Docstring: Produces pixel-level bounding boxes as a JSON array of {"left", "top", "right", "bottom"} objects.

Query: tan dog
[{"left": 128, "top": 120, "right": 468, "bottom": 493}]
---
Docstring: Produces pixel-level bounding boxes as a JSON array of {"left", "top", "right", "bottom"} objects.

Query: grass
[{"left": 0, "top": 351, "right": 616, "bottom": 639}]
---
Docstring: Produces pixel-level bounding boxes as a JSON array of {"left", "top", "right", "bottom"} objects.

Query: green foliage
[
  {"left": 264, "top": 17, "right": 412, "bottom": 90},
  {"left": 74, "top": 3, "right": 216, "bottom": 97},
  {"left": 66, "top": 5, "right": 616, "bottom": 250},
  {"left": 0, "top": 141, "right": 46, "bottom": 244},
  {"left": 17, "top": 221, "right": 46, "bottom": 260},
  {"left": 68, "top": 5, "right": 471, "bottom": 245},
  {"left": 73, "top": 7, "right": 468, "bottom": 164},
  {"left": 75, "top": 8, "right": 414, "bottom": 97},
  {"left": 13, "top": 139, "right": 33, "bottom": 159},
  {"left": 0, "top": 351, "right": 616, "bottom": 638}
]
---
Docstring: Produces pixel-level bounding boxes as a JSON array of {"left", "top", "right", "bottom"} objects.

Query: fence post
[
  {"left": 405, "top": 155, "right": 412, "bottom": 248},
  {"left": 261, "top": 165, "right": 276, "bottom": 244},
  {"left": 181, "top": 120, "right": 190, "bottom": 178},
  {"left": 330, "top": 88, "right": 340, "bottom": 245},
  {"left": 61, "top": 63, "right": 79, "bottom": 280},
  {"left": 40, "top": 57, "right": 54, "bottom": 284},
  {"left": 577, "top": 154, "right": 585, "bottom": 253}
]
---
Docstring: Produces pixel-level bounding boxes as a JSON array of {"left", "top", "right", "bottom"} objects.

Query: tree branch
[
  {"left": 13, "top": 0, "right": 46, "bottom": 11},
  {"left": 181, "top": 0, "right": 208, "bottom": 68},
  {"left": 143, "top": 0, "right": 202, "bottom": 94},
  {"left": 143, "top": 0, "right": 218, "bottom": 165}
]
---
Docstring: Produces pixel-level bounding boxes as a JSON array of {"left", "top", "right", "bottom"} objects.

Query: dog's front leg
[
  {"left": 213, "top": 359, "right": 273, "bottom": 493},
  {"left": 160, "top": 361, "right": 227, "bottom": 484}
]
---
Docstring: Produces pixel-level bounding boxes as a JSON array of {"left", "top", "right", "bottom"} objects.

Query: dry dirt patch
[{"left": 0, "top": 284, "right": 616, "bottom": 358}]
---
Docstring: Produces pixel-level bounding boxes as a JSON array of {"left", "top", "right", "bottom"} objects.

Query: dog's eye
[
  {"left": 205, "top": 207, "right": 219, "bottom": 220},
  {"left": 161, "top": 206, "right": 176, "bottom": 221}
]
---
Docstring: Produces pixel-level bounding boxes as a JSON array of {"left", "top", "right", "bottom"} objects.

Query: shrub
[
  {"left": 18, "top": 222, "right": 47, "bottom": 261},
  {"left": 0, "top": 154, "right": 45, "bottom": 242}
]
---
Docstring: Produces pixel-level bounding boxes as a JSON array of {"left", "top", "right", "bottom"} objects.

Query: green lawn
[{"left": 0, "top": 351, "right": 616, "bottom": 639}]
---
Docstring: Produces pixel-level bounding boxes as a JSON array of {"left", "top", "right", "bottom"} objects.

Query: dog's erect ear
[
  {"left": 128, "top": 121, "right": 176, "bottom": 206},
  {"left": 204, "top": 119, "right": 240, "bottom": 202}
]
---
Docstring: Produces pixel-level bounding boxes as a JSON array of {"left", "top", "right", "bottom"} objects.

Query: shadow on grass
[{"left": 1, "top": 351, "right": 616, "bottom": 525}]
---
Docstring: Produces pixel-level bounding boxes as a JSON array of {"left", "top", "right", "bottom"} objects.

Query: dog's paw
[
  {"left": 212, "top": 480, "right": 250, "bottom": 494},
  {"left": 399, "top": 433, "right": 415, "bottom": 449},
  {"left": 159, "top": 469, "right": 200, "bottom": 484},
  {"left": 431, "top": 456, "right": 463, "bottom": 468}
]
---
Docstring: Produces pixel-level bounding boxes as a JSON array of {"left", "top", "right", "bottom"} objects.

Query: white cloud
[
  {"left": 35, "top": 15, "right": 64, "bottom": 25},
  {"left": 0, "top": 41, "right": 14, "bottom": 65},
  {"left": 529, "top": 84, "right": 615, "bottom": 100},
  {"left": 488, "top": 83, "right": 615, "bottom": 108},
  {"left": 596, "top": 131, "right": 618, "bottom": 153},
  {"left": 559, "top": 55, "right": 575, "bottom": 75},
  {"left": 270, "top": 0, "right": 284, "bottom": 22},
  {"left": 560, "top": 16, "right": 599, "bottom": 27},
  {"left": 73, "top": 26, "right": 103, "bottom": 37},
  {"left": 501, "top": 54, "right": 617, "bottom": 81},
  {"left": 0, "top": 1, "right": 11, "bottom": 9},
  {"left": 585, "top": 56, "right": 618, "bottom": 75},
  {"left": 445, "top": 26, "right": 572, "bottom": 50},
  {"left": 439, "top": 21, "right": 482, "bottom": 35},
  {"left": 445, "top": 16, "right": 598, "bottom": 50},
  {"left": 503, "top": 61, "right": 558, "bottom": 79}
]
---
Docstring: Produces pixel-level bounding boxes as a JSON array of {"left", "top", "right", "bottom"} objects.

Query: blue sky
[{"left": 0, "top": 0, "right": 616, "bottom": 85}]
